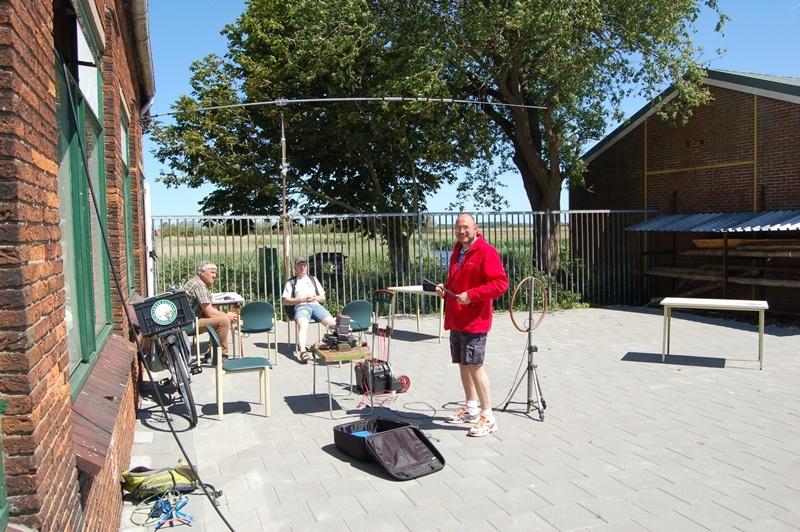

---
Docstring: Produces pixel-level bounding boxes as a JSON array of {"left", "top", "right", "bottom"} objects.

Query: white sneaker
[
  {"left": 445, "top": 406, "right": 480, "bottom": 424},
  {"left": 467, "top": 415, "right": 498, "bottom": 437}
]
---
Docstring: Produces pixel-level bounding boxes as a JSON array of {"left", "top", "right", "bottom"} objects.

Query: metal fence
[{"left": 150, "top": 210, "right": 651, "bottom": 319}]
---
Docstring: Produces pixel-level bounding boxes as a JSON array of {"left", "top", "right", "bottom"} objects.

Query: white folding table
[
  {"left": 386, "top": 285, "right": 444, "bottom": 343},
  {"left": 660, "top": 297, "right": 769, "bottom": 369}
]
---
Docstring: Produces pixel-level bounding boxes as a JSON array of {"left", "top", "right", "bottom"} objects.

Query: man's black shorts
[{"left": 450, "top": 330, "right": 487, "bottom": 365}]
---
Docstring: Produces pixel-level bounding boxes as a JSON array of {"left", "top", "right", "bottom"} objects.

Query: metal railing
[{"left": 151, "top": 210, "right": 652, "bottom": 318}]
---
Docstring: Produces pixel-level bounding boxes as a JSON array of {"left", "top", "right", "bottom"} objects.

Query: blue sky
[{"left": 145, "top": 1, "right": 800, "bottom": 215}]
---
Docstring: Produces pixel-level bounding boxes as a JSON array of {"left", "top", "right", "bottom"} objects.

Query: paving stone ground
[{"left": 120, "top": 306, "right": 800, "bottom": 531}]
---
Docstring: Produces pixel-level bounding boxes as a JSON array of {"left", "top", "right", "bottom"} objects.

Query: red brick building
[
  {"left": 0, "top": 0, "right": 153, "bottom": 529},
  {"left": 572, "top": 70, "right": 800, "bottom": 317}
]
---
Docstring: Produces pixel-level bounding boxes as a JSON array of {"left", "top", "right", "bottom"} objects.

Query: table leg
[
  {"left": 232, "top": 305, "right": 242, "bottom": 357},
  {"left": 661, "top": 307, "right": 669, "bottom": 362},
  {"left": 327, "top": 364, "right": 335, "bottom": 418},
  {"left": 416, "top": 295, "right": 421, "bottom": 331},
  {"left": 390, "top": 296, "right": 396, "bottom": 331},
  {"left": 758, "top": 309, "right": 764, "bottom": 370},
  {"left": 438, "top": 296, "right": 444, "bottom": 344}
]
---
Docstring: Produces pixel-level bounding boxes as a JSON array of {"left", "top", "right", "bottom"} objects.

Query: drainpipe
[{"left": 130, "top": 0, "right": 156, "bottom": 114}]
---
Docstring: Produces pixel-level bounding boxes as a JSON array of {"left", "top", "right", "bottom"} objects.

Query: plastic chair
[
  {"left": 239, "top": 301, "right": 277, "bottom": 365},
  {"left": 184, "top": 319, "right": 205, "bottom": 363},
  {"left": 340, "top": 300, "right": 372, "bottom": 339},
  {"left": 207, "top": 326, "right": 271, "bottom": 420}
]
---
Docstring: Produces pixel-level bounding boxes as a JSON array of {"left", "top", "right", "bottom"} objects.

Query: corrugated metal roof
[{"left": 626, "top": 210, "right": 800, "bottom": 233}]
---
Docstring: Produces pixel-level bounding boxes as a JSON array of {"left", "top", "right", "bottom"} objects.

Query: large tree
[
  {"left": 393, "top": 0, "right": 726, "bottom": 270},
  {"left": 152, "top": 0, "right": 725, "bottom": 271},
  {"left": 151, "top": 0, "right": 510, "bottom": 210},
  {"left": 151, "top": 0, "right": 498, "bottom": 273},
  {"left": 406, "top": 0, "right": 727, "bottom": 211}
]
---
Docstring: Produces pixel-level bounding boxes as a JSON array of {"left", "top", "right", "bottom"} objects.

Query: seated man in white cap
[{"left": 282, "top": 257, "right": 336, "bottom": 363}]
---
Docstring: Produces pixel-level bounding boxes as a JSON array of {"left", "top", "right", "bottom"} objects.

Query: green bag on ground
[{"left": 121, "top": 460, "right": 199, "bottom": 498}]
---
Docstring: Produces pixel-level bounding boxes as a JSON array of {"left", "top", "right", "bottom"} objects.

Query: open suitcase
[{"left": 333, "top": 417, "right": 445, "bottom": 480}]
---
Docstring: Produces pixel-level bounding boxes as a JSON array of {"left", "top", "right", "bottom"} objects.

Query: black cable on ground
[{"left": 58, "top": 51, "right": 235, "bottom": 532}]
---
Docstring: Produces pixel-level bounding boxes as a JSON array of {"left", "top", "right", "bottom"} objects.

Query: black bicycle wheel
[{"left": 169, "top": 340, "right": 198, "bottom": 427}]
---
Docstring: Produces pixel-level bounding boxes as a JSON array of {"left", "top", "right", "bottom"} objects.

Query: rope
[{"left": 149, "top": 96, "right": 546, "bottom": 119}]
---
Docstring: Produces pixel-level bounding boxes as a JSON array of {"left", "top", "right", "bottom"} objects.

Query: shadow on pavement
[
  {"left": 284, "top": 393, "right": 357, "bottom": 415},
  {"left": 200, "top": 400, "right": 253, "bottom": 417},
  {"left": 622, "top": 351, "right": 726, "bottom": 368},
  {"left": 389, "top": 329, "right": 439, "bottom": 342}
]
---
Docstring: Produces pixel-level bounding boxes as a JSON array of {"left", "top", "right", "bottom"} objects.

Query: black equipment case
[{"left": 333, "top": 418, "right": 445, "bottom": 480}]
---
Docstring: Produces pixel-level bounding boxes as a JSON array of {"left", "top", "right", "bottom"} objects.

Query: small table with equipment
[
  {"left": 386, "top": 285, "right": 444, "bottom": 342},
  {"left": 211, "top": 292, "right": 245, "bottom": 356},
  {"left": 660, "top": 297, "right": 769, "bottom": 369},
  {"left": 310, "top": 342, "right": 372, "bottom": 418}
]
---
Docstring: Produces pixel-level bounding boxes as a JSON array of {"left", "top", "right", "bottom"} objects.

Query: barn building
[{"left": 572, "top": 70, "right": 800, "bottom": 319}]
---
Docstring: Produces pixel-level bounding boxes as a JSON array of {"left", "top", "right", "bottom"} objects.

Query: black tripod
[{"left": 502, "top": 277, "right": 547, "bottom": 421}]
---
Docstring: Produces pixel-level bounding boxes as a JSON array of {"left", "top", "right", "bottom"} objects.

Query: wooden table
[
  {"left": 660, "top": 297, "right": 769, "bottom": 369},
  {"left": 310, "top": 342, "right": 371, "bottom": 418},
  {"left": 386, "top": 285, "right": 444, "bottom": 343}
]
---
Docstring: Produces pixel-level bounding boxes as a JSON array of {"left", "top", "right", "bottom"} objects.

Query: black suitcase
[{"left": 333, "top": 417, "right": 445, "bottom": 480}]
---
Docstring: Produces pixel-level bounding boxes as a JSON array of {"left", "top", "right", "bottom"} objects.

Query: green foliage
[
  {"left": 150, "top": 0, "right": 725, "bottom": 285},
  {"left": 151, "top": 0, "right": 497, "bottom": 217},
  {"left": 412, "top": 0, "right": 726, "bottom": 208},
  {"left": 152, "top": 1, "right": 726, "bottom": 216}
]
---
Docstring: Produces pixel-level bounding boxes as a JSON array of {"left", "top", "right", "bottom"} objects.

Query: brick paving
[{"left": 121, "top": 306, "right": 800, "bottom": 531}]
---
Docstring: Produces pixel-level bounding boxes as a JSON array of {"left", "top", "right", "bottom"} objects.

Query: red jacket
[{"left": 443, "top": 234, "right": 509, "bottom": 333}]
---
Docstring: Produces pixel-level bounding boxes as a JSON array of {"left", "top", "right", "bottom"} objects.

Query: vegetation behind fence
[{"left": 152, "top": 210, "right": 650, "bottom": 319}]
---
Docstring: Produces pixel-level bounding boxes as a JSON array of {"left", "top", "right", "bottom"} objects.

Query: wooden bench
[{"left": 660, "top": 297, "right": 769, "bottom": 369}]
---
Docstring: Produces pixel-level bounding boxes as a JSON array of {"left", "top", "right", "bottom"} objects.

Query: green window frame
[
  {"left": 55, "top": 10, "right": 112, "bottom": 397},
  {"left": 0, "top": 400, "right": 8, "bottom": 531},
  {"left": 121, "top": 115, "right": 136, "bottom": 295}
]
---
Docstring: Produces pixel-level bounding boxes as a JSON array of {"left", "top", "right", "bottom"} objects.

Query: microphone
[{"left": 422, "top": 278, "right": 457, "bottom": 297}]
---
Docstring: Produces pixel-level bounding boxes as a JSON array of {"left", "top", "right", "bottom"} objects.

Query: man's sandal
[{"left": 299, "top": 351, "right": 311, "bottom": 364}]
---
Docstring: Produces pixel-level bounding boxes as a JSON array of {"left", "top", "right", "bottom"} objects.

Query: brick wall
[
  {"left": 78, "top": 362, "right": 137, "bottom": 532},
  {"left": 577, "top": 85, "right": 800, "bottom": 212},
  {"left": 571, "top": 126, "right": 644, "bottom": 209},
  {"left": 758, "top": 98, "right": 800, "bottom": 210},
  {"left": 0, "top": 0, "right": 80, "bottom": 528},
  {"left": 0, "top": 0, "right": 148, "bottom": 529}
]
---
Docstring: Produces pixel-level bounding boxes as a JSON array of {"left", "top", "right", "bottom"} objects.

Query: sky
[{"left": 144, "top": 1, "right": 800, "bottom": 216}]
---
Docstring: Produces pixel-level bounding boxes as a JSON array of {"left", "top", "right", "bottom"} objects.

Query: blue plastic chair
[
  {"left": 207, "top": 326, "right": 272, "bottom": 420},
  {"left": 340, "top": 300, "right": 372, "bottom": 339},
  {"left": 239, "top": 301, "right": 277, "bottom": 365}
]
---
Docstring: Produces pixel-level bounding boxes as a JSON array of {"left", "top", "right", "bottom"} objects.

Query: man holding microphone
[{"left": 437, "top": 213, "right": 509, "bottom": 437}]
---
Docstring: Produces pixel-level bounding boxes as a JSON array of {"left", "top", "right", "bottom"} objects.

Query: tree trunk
[
  {"left": 512, "top": 150, "right": 562, "bottom": 275},
  {"left": 384, "top": 217, "right": 413, "bottom": 283}
]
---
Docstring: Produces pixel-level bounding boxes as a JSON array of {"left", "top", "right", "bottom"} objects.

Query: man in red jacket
[{"left": 436, "top": 213, "right": 509, "bottom": 437}]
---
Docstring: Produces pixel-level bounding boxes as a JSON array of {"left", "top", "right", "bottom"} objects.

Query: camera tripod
[{"left": 502, "top": 276, "right": 547, "bottom": 421}]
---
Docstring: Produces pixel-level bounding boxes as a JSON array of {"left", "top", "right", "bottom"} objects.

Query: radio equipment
[{"left": 322, "top": 314, "right": 358, "bottom": 351}]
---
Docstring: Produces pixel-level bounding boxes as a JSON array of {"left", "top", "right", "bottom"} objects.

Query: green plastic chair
[
  {"left": 207, "top": 326, "right": 272, "bottom": 420},
  {"left": 340, "top": 300, "right": 372, "bottom": 338},
  {"left": 239, "top": 301, "right": 277, "bottom": 365}
]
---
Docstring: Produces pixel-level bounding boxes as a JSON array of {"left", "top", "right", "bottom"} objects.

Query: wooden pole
[{"left": 722, "top": 233, "right": 728, "bottom": 298}]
